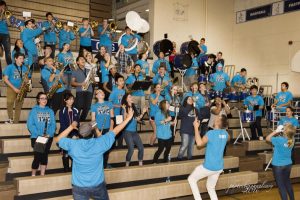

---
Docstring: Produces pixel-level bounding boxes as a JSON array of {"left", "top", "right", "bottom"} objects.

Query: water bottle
[{"left": 165, "top": 154, "right": 171, "bottom": 183}]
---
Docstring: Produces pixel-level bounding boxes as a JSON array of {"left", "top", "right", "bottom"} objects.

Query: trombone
[
  {"left": 72, "top": 23, "right": 79, "bottom": 34},
  {"left": 108, "top": 21, "right": 117, "bottom": 33},
  {"left": 91, "top": 20, "right": 99, "bottom": 29}
]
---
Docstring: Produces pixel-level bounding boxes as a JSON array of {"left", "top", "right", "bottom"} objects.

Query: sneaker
[
  {"left": 259, "top": 136, "right": 264, "bottom": 141},
  {"left": 5, "top": 119, "right": 13, "bottom": 124}
]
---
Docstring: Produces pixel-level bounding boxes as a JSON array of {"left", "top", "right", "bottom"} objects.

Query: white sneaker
[
  {"left": 259, "top": 136, "right": 264, "bottom": 141},
  {"left": 5, "top": 119, "right": 13, "bottom": 124}
]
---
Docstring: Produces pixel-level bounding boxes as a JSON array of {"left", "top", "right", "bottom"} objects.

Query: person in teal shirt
[
  {"left": 55, "top": 106, "right": 134, "bottom": 200},
  {"left": 184, "top": 54, "right": 198, "bottom": 87},
  {"left": 231, "top": 68, "right": 247, "bottom": 91},
  {"left": 58, "top": 22, "right": 75, "bottom": 50},
  {"left": 78, "top": 18, "right": 94, "bottom": 54},
  {"left": 152, "top": 65, "right": 172, "bottom": 97},
  {"left": 182, "top": 82, "right": 205, "bottom": 111},
  {"left": 98, "top": 19, "right": 113, "bottom": 54},
  {"left": 121, "top": 26, "right": 141, "bottom": 62},
  {"left": 42, "top": 12, "right": 59, "bottom": 58},
  {"left": 210, "top": 63, "right": 230, "bottom": 92},
  {"left": 278, "top": 107, "right": 299, "bottom": 128},
  {"left": 266, "top": 124, "right": 296, "bottom": 200},
  {"left": 136, "top": 52, "right": 150, "bottom": 77},
  {"left": 188, "top": 115, "right": 229, "bottom": 200},
  {"left": 152, "top": 51, "right": 171, "bottom": 75},
  {"left": 272, "top": 82, "right": 293, "bottom": 112}
]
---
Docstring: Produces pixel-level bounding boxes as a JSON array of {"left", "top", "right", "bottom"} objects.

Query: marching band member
[
  {"left": 42, "top": 12, "right": 58, "bottom": 58},
  {"left": 199, "top": 83, "right": 211, "bottom": 136},
  {"left": 152, "top": 65, "right": 172, "bottom": 97},
  {"left": 199, "top": 54, "right": 215, "bottom": 76},
  {"left": 272, "top": 82, "right": 293, "bottom": 112},
  {"left": 177, "top": 96, "right": 199, "bottom": 161},
  {"left": 98, "top": 19, "right": 113, "bottom": 54},
  {"left": 266, "top": 124, "right": 296, "bottom": 200},
  {"left": 55, "top": 107, "right": 134, "bottom": 200},
  {"left": 57, "top": 43, "right": 74, "bottom": 90},
  {"left": 168, "top": 85, "right": 181, "bottom": 136},
  {"left": 79, "top": 18, "right": 94, "bottom": 54},
  {"left": 115, "top": 44, "right": 133, "bottom": 78},
  {"left": 182, "top": 82, "right": 205, "bottom": 111},
  {"left": 197, "top": 37, "right": 207, "bottom": 59},
  {"left": 71, "top": 56, "right": 93, "bottom": 121},
  {"left": 121, "top": 93, "right": 147, "bottom": 166},
  {"left": 59, "top": 92, "right": 80, "bottom": 172},
  {"left": 58, "top": 22, "right": 75, "bottom": 50},
  {"left": 27, "top": 92, "right": 56, "bottom": 176},
  {"left": 109, "top": 75, "right": 125, "bottom": 147},
  {"left": 153, "top": 100, "right": 176, "bottom": 163},
  {"left": 100, "top": 52, "right": 110, "bottom": 86},
  {"left": 12, "top": 39, "right": 26, "bottom": 63},
  {"left": 210, "top": 63, "right": 230, "bottom": 92},
  {"left": 22, "top": 19, "right": 44, "bottom": 70},
  {"left": 91, "top": 89, "right": 114, "bottom": 169},
  {"left": 84, "top": 52, "right": 96, "bottom": 70},
  {"left": 184, "top": 54, "right": 199, "bottom": 90},
  {"left": 103, "top": 64, "right": 120, "bottom": 100},
  {"left": 0, "top": 0, "right": 12, "bottom": 66},
  {"left": 3, "top": 53, "right": 29, "bottom": 124},
  {"left": 216, "top": 51, "right": 224, "bottom": 66},
  {"left": 244, "top": 85, "right": 264, "bottom": 140},
  {"left": 149, "top": 84, "right": 165, "bottom": 145},
  {"left": 278, "top": 106, "right": 299, "bottom": 128},
  {"left": 41, "top": 57, "right": 66, "bottom": 115},
  {"left": 152, "top": 51, "right": 171, "bottom": 75},
  {"left": 38, "top": 45, "right": 52, "bottom": 68},
  {"left": 188, "top": 115, "right": 229, "bottom": 200},
  {"left": 125, "top": 64, "right": 146, "bottom": 111},
  {"left": 95, "top": 45, "right": 106, "bottom": 64},
  {"left": 208, "top": 96, "right": 230, "bottom": 130},
  {"left": 231, "top": 68, "right": 247, "bottom": 92},
  {"left": 121, "top": 26, "right": 141, "bottom": 62},
  {"left": 168, "top": 41, "right": 177, "bottom": 78},
  {"left": 136, "top": 52, "right": 150, "bottom": 77}
]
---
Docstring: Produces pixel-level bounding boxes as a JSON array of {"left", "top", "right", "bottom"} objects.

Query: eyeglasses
[{"left": 39, "top": 97, "right": 48, "bottom": 100}]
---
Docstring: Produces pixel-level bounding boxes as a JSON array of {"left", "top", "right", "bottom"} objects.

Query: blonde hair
[{"left": 284, "top": 124, "right": 296, "bottom": 148}]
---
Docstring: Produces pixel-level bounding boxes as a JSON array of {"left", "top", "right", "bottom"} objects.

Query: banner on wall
[
  {"left": 237, "top": 0, "right": 300, "bottom": 23},
  {"left": 91, "top": 39, "right": 119, "bottom": 54}
]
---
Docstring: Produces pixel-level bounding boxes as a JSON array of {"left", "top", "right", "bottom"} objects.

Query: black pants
[
  {"left": 31, "top": 137, "right": 53, "bottom": 169},
  {"left": 102, "top": 129, "right": 111, "bottom": 168},
  {"left": 49, "top": 91, "right": 65, "bottom": 115},
  {"left": 250, "top": 116, "right": 262, "bottom": 140},
  {"left": 62, "top": 150, "right": 73, "bottom": 172},
  {"left": 153, "top": 138, "right": 173, "bottom": 163},
  {"left": 44, "top": 43, "right": 56, "bottom": 59},
  {"left": 75, "top": 91, "right": 93, "bottom": 121}
]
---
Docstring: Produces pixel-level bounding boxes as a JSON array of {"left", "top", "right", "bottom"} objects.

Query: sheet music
[{"left": 36, "top": 136, "right": 49, "bottom": 144}]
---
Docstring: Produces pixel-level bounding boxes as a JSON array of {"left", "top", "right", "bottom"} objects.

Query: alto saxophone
[
  {"left": 82, "top": 67, "right": 95, "bottom": 91},
  {"left": 16, "top": 69, "right": 32, "bottom": 102},
  {"left": 47, "top": 68, "right": 66, "bottom": 99}
]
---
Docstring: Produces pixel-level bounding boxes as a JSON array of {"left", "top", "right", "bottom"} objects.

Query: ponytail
[{"left": 284, "top": 124, "right": 296, "bottom": 148}]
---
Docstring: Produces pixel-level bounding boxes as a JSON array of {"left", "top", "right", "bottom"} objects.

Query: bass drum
[
  {"left": 153, "top": 39, "right": 173, "bottom": 57},
  {"left": 180, "top": 40, "right": 200, "bottom": 56},
  {"left": 198, "top": 54, "right": 208, "bottom": 66},
  {"left": 173, "top": 54, "right": 192, "bottom": 70}
]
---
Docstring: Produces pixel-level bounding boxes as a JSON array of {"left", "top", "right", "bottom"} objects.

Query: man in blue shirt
[
  {"left": 42, "top": 12, "right": 58, "bottom": 58},
  {"left": 244, "top": 85, "right": 264, "bottom": 140},
  {"left": 79, "top": 18, "right": 94, "bottom": 54},
  {"left": 231, "top": 68, "right": 247, "bottom": 92},
  {"left": 197, "top": 37, "right": 207, "bottom": 63},
  {"left": 210, "top": 63, "right": 230, "bottom": 92},
  {"left": 272, "top": 82, "right": 293, "bottom": 112},
  {"left": 152, "top": 51, "right": 171, "bottom": 75},
  {"left": 98, "top": 19, "right": 112, "bottom": 55},
  {"left": 0, "top": 0, "right": 12, "bottom": 73},
  {"left": 152, "top": 65, "right": 172, "bottom": 97},
  {"left": 55, "top": 108, "right": 134, "bottom": 200},
  {"left": 58, "top": 22, "right": 75, "bottom": 50},
  {"left": 121, "top": 26, "right": 140, "bottom": 62}
]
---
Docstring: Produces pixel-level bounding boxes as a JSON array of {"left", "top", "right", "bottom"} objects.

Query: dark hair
[
  {"left": 82, "top": 18, "right": 89, "bottom": 22},
  {"left": 125, "top": 26, "right": 130, "bottom": 30},
  {"left": 121, "top": 93, "right": 139, "bottom": 118},
  {"left": 0, "top": 1, "right": 7, "bottom": 6},
  {"left": 182, "top": 96, "right": 197, "bottom": 116},
  {"left": 250, "top": 85, "right": 258, "bottom": 91},
  {"left": 201, "top": 38, "right": 205, "bottom": 41},
  {"left": 76, "top": 56, "right": 85, "bottom": 62},
  {"left": 25, "top": 19, "right": 35, "bottom": 26},
  {"left": 138, "top": 53, "right": 144, "bottom": 60},
  {"left": 211, "top": 96, "right": 224, "bottom": 108},
  {"left": 281, "top": 82, "right": 289, "bottom": 89},
  {"left": 63, "top": 92, "right": 74, "bottom": 106},
  {"left": 134, "top": 64, "right": 141, "bottom": 69},
  {"left": 159, "top": 100, "right": 169, "bottom": 118},
  {"left": 14, "top": 52, "right": 25, "bottom": 59},
  {"left": 218, "top": 51, "right": 223, "bottom": 55},
  {"left": 219, "top": 115, "right": 228, "bottom": 129},
  {"left": 241, "top": 68, "right": 247, "bottom": 72},
  {"left": 286, "top": 106, "right": 294, "bottom": 113},
  {"left": 46, "top": 12, "right": 53, "bottom": 17},
  {"left": 115, "top": 74, "right": 124, "bottom": 82},
  {"left": 14, "top": 39, "right": 22, "bottom": 53},
  {"left": 208, "top": 54, "right": 216, "bottom": 59},
  {"left": 44, "top": 44, "right": 52, "bottom": 50},
  {"left": 36, "top": 92, "right": 47, "bottom": 104}
]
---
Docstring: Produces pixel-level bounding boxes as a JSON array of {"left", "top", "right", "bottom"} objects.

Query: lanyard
[
  {"left": 79, "top": 67, "right": 87, "bottom": 78},
  {"left": 68, "top": 109, "right": 73, "bottom": 125},
  {"left": 14, "top": 64, "right": 23, "bottom": 79}
]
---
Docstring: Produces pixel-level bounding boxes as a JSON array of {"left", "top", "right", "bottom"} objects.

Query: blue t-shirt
[
  {"left": 278, "top": 116, "right": 299, "bottom": 128},
  {"left": 271, "top": 137, "right": 293, "bottom": 166},
  {"left": 57, "top": 51, "right": 74, "bottom": 66},
  {"left": 22, "top": 28, "right": 43, "bottom": 55},
  {"left": 91, "top": 102, "right": 113, "bottom": 130},
  {"left": 135, "top": 59, "right": 150, "bottom": 76},
  {"left": 152, "top": 58, "right": 171, "bottom": 75},
  {"left": 275, "top": 91, "right": 293, "bottom": 112},
  {"left": 58, "top": 29, "right": 75, "bottom": 49},
  {"left": 79, "top": 27, "right": 92, "bottom": 46},
  {"left": 121, "top": 33, "right": 140, "bottom": 55},
  {"left": 231, "top": 74, "right": 246, "bottom": 87},
  {"left": 0, "top": 19, "right": 9, "bottom": 34},
  {"left": 42, "top": 21, "right": 57, "bottom": 43},
  {"left": 210, "top": 72, "right": 229, "bottom": 92},
  {"left": 243, "top": 95, "right": 264, "bottom": 117},
  {"left": 41, "top": 66, "right": 66, "bottom": 93},
  {"left": 149, "top": 93, "right": 165, "bottom": 117},
  {"left": 155, "top": 111, "right": 172, "bottom": 140},
  {"left": 109, "top": 88, "right": 125, "bottom": 116},
  {"left": 126, "top": 73, "right": 145, "bottom": 96},
  {"left": 152, "top": 74, "right": 172, "bottom": 96},
  {"left": 3, "top": 64, "right": 29, "bottom": 88},
  {"left": 182, "top": 91, "right": 205, "bottom": 109},
  {"left": 124, "top": 114, "right": 138, "bottom": 132},
  {"left": 185, "top": 57, "right": 198, "bottom": 77},
  {"left": 98, "top": 25, "right": 112, "bottom": 46},
  {"left": 203, "top": 129, "right": 228, "bottom": 171},
  {"left": 58, "top": 132, "right": 115, "bottom": 187},
  {"left": 100, "top": 61, "right": 109, "bottom": 84}
]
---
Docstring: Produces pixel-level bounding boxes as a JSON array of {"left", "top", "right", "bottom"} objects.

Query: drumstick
[{"left": 173, "top": 106, "right": 178, "bottom": 136}]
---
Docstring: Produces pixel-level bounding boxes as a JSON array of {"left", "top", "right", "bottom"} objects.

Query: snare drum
[
  {"left": 229, "top": 92, "right": 239, "bottom": 102},
  {"left": 198, "top": 74, "right": 207, "bottom": 83},
  {"left": 266, "top": 111, "right": 278, "bottom": 122},
  {"left": 208, "top": 90, "right": 216, "bottom": 100},
  {"left": 215, "top": 91, "right": 224, "bottom": 98},
  {"left": 239, "top": 92, "right": 250, "bottom": 101},
  {"left": 242, "top": 110, "right": 255, "bottom": 123}
]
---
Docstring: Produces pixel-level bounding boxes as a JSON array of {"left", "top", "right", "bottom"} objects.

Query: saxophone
[
  {"left": 82, "top": 68, "right": 95, "bottom": 91},
  {"left": 16, "top": 69, "right": 32, "bottom": 102},
  {"left": 47, "top": 68, "right": 65, "bottom": 99}
]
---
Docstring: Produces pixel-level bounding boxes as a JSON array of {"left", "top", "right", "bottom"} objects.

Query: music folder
[{"left": 131, "top": 81, "right": 152, "bottom": 91}]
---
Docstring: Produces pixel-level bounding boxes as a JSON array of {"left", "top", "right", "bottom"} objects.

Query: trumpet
[
  {"left": 72, "top": 23, "right": 79, "bottom": 34},
  {"left": 109, "top": 21, "right": 117, "bottom": 32},
  {"left": 4, "top": 10, "right": 12, "bottom": 19},
  {"left": 53, "top": 17, "right": 63, "bottom": 29},
  {"left": 91, "top": 20, "right": 99, "bottom": 29}
]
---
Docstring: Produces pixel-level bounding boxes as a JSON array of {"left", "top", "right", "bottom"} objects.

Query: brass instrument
[
  {"left": 47, "top": 67, "right": 66, "bottom": 99},
  {"left": 82, "top": 68, "right": 95, "bottom": 91},
  {"left": 109, "top": 21, "right": 117, "bottom": 32},
  {"left": 91, "top": 20, "right": 99, "bottom": 29},
  {"left": 16, "top": 68, "right": 32, "bottom": 102},
  {"left": 72, "top": 23, "right": 79, "bottom": 34},
  {"left": 4, "top": 10, "right": 12, "bottom": 19},
  {"left": 53, "top": 17, "right": 62, "bottom": 29}
]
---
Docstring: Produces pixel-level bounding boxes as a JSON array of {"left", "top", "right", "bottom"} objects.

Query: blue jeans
[
  {"left": 272, "top": 164, "right": 294, "bottom": 200},
  {"left": 72, "top": 181, "right": 109, "bottom": 200},
  {"left": 124, "top": 131, "right": 144, "bottom": 162},
  {"left": 178, "top": 133, "right": 195, "bottom": 160},
  {"left": 0, "top": 34, "right": 12, "bottom": 65}
]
